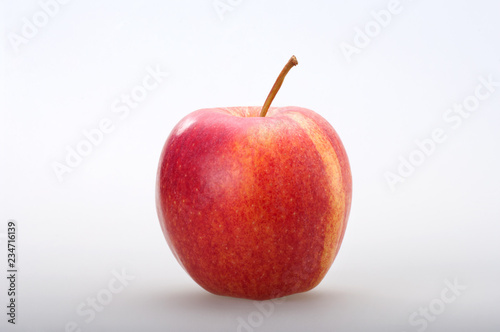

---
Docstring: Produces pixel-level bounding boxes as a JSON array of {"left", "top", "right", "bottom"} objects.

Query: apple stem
[{"left": 259, "top": 55, "right": 298, "bottom": 117}]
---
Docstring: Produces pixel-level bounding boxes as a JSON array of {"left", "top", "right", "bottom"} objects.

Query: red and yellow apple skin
[{"left": 156, "top": 106, "right": 352, "bottom": 300}]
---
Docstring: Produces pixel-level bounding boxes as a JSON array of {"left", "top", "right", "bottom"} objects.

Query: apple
[{"left": 156, "top": 56, "right": 352, "bottom": 300}]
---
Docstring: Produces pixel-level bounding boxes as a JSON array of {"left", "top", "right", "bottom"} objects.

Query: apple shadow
[
  {"left": 143, "top": 283, "right": 356, "bottom": 309},
  {"left": 114, "top": 283, "right": 370, "bottom": 331}
]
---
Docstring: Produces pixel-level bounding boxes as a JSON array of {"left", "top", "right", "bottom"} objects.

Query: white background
[{"left": 1, "top": 0, "right": 499, "bottom": 331}]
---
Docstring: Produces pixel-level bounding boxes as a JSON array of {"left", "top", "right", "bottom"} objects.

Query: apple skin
[{"left": 156, "top": 106, "right": 352, "bottom": 300}]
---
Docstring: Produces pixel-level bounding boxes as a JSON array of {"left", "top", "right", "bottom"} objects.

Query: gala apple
[{"left": 156, "top": 56, "right": 352, "bottom": 300}]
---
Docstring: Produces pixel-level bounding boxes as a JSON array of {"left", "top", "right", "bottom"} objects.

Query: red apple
[{"left": 156, "top": 56, "right": 352, "bottom": 300}]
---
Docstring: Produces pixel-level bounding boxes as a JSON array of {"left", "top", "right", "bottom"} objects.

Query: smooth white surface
[{"left": 1, "top": 0, "right": 499, "bottom": 331}]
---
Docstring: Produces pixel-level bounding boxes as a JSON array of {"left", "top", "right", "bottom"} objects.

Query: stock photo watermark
[
  {"left": 2, "top": 220, "right": 19, "bottom": 325},
  {"left": 7, "top": 0, "right": 72, "bottom": 53},
  {"left": 404, "top": 278, "right": 466, "bottom": 332},
  {"left": 339, "top": 0, "right": 418, "bottom": 63},
  {"left": 51, "top": 64, "right": 169, "bottom": 183},
  {"left": 64, "top": 268, "right": 135, "bottom": 332},
  {"left": 236, "top": 297, "right": 285, "bottom": 332},
  {"left": 213, "top": 0, "right": 243, "bottom": 21},
  {"left": 385, "top": 74, "right": 499, "bottom": 191}
]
